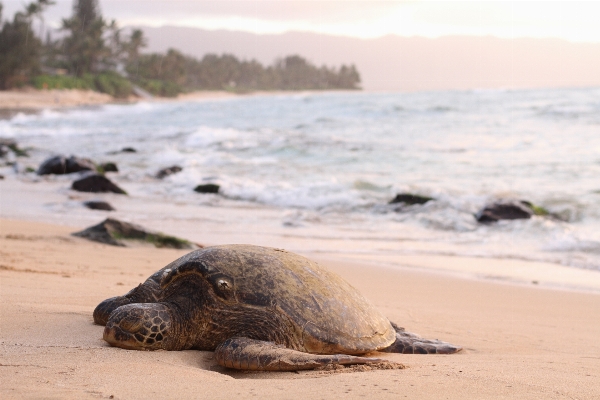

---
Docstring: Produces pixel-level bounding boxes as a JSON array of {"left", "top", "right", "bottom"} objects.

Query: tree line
[{"left": 0, "top": 0, "right": 361, "bottom": 97}]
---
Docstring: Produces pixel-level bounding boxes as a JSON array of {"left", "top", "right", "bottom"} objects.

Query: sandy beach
[
  {"left": 1, "top": 217, "right": 599, "bottom": 399},
  {"left": 0, "top": 88, "right": 305, "bottom": 112},
  {"left": 2, "top": 87, "right": 600, "bottom": 399},
  {"left": 0, "top": 89, "right": 119, "bottom": 110}
]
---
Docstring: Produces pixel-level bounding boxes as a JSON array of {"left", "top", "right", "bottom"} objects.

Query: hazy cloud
[
  {"left": 1, "top": 0, "right": 404, "bottom": 24},
  {"left": 2, "top": 0, "right": 599, "bottom": 42},
  {"left": 100, "top": 0, "right": 404, "bottom": 22}
]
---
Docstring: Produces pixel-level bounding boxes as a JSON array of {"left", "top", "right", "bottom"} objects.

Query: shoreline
[
  {"left": 0, "top": 88, "right": 356, "bottom": 113},
  {"left": 0, "top": 88, "right": 253, "bottom": 112},
  {"left": 2, "top": 86, "right": 598, "bottom": 114},
  {"left": 1, "top": 217, "right": 599, "bottom": 399},
  {"left": 0, "top": 88, "right": 121, "bottom": 111},
  {"left": 1, "top": 173, "right": 600, "bottom": 294}
]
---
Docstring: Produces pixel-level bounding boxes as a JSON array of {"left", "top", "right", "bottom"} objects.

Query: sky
[{"left": 2, "top": 0, "right": 600, "bottom": 43}]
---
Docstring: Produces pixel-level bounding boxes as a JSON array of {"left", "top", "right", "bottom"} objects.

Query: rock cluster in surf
[{"left": 387, "top": 192, "right": 559, "bottom": 223}]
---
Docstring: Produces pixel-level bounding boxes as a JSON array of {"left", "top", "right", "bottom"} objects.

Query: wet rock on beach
[
  {"left": 156, "top": 165, "right": 182, "bottom": 179},
  {"left": 389, "top": 193, "right": 434, "bottom": 205},
  {"left": 98, "top": 162, "right": 118, "bottom": 173},
  {"left": 72, "top": 174, "right": 127, "bottom": 194},
  {"left": 72, "top": 218, "right": 198, "bottom": 249},
  {"left": 83, "top": 201, "right": 116, "bottom": 211},
  {"left": 476, "top": 200, "right": 553, "bottom": 223},
  {"left": 37, "top": 155, "right": 96, "bottom": 175},
  {"left": 194, "top": 183, "right": 220, "bottom": 194}
]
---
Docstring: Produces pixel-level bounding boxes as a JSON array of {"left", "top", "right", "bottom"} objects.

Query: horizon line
[{"left": 129, "top": 25, "right": 600, "bottom": 45}]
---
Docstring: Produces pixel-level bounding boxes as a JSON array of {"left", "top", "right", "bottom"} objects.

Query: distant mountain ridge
[{"left": 137, "top": 26, "right": 600, "bottom": 92}]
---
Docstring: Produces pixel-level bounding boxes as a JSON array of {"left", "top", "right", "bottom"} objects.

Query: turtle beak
[
  {"left": 103, "top": 323, "right": 143, "bottom": 350},
  {"left": 103, "top": 304, "right": 171, "bottom": 350}
]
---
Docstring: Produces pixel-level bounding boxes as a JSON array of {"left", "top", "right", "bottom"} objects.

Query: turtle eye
[
  {"left": 217, "top": 279, "right": 230, "bottom": 289},
  {"left": 210, "top": 274, "right": 234, "bottom": 299}
]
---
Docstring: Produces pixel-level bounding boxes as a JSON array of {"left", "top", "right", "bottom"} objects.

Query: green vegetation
[
  {"left": 145, "top": 233, "right": 193, "bottom": 249},
  {"left": 32, "top": 72, "right": 132, "bottom": 98},
  {"left": 135, "top": 78, "right": 182, "bottom": 97},
  {"left": 520, "top": 200, "right": 550, "bottom": 216},
  {"left": 1, "top": 0, "right": 361, "bottom": 96},
  {"left": 127, "top": 51, "right": 361, "bottom": 95},
  {"left": 31, "top": 74, "right": 93, "bottom": 90},
  {"left": 5, "top": 141, "right": 29, "bottom": 157},
  {"left": 0, "top": 0, "right": 54, "bottom": 89},
  {"left": 91, "top": 71, "right": 132, "bottom": 98}
]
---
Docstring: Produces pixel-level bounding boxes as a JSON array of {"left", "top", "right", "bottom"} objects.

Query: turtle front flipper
[
  {"left": 380, "top": 323, "right": 462, "bottom": 354},
  {"left": 215, "top": 337, "right": 392, "bottom": 371}
]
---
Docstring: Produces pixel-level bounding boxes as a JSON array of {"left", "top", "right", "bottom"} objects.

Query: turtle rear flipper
[
  {"left": 215, "top": 337, "right": 392, "bottom": 371},
  {"left": 380, "top": 323, "right": 462, "bottom": 354}
]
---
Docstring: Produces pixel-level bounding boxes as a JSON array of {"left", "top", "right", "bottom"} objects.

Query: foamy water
[{"left": 2, "top": 88, "right": 600, "bottom": 273}]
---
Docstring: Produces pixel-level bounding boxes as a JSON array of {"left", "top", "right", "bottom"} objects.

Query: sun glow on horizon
[
  {"left": 113, "top": 1, "right": 600, "bottom": 43},
  {"left": 3, "top": 0, "right": 600, "bottom": 43}
]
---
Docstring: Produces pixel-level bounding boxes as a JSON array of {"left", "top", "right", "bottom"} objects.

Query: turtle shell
[{"left": 160, "top": 244, "right": 396, "bottom": 354}]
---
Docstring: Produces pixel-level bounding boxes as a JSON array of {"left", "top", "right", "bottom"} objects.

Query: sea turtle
[{"left": 94, "top": 244, "right": 461, "bottom": 371}]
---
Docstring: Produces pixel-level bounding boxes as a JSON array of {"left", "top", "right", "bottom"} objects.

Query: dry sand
[
  {"left": 1, "top": 218, "right": 599, "bottom": 399},
  {"left": 0, "top": 89, "right": 118, "bottom": 110},
  {"left": 0, "top": 88, "right": 292, "bottom": 112}
]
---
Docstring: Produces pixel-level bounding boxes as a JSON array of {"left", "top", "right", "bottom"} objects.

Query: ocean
[{"left": 2, "top": 87, "right": 600, "bottom": 274}]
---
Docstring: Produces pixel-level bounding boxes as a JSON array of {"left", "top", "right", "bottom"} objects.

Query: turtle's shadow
[{"left": 206, "top": 365, "right": 328, "bottom": 380}]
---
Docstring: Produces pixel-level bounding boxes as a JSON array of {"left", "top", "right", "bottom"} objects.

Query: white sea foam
[{"left": 2, "top": 87, "right": 600, "bottom": 272}]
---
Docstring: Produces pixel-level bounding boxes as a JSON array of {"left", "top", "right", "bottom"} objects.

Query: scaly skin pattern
[
  {"left": 214, "top": 337, "right": 390, "bottom": 371},
  {"left": 96, "top": 244, "right": 462, "bottom": 370},
  {"left": 380, "top": 323, "right": 461, "bottom": 354}
]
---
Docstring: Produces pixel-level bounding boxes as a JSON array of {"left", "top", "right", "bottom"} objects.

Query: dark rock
[
  {"left": 0, "top": 174, "right": 4, "bottom": 180},
  {"left": 37, "top": 156, "right": 66, "bottom": 175},
  {"left": 0, "top": 139, "right": 16, "bottom": 157},
  {"left": 476, "top": 200, "right": 534, "bottom": 223},
  {"left": 156, "top": 165, "right": 182, "bottom": 179},
  {"left": 194, "top": 183, "right": 220, "bottom": 194},
  {"left": 99, "top": 162, "right": 118, "bottom": 173},
  {"left": 84, "top": 201, "right": 115, "bottom": 211},
  {"left": 477, "top": 200, "right": 561, "bottom": 223},
  {"left": 72, "top": 174, "right": 127, "bottom": 194},
  {"left": 72, "top": 218, "right": 197, "bottom": 249},
  {"left": 37, "top": 155, "right": 96, "bottom": 175},
  {"left": 108, "top": 147, "right": 137, "bottom": 155},
  {"left": 389, "top": 193, "right": 434, "bottom": 205},
  {"left": 0, "top": 138, "right": 28, "bottom": 157}
]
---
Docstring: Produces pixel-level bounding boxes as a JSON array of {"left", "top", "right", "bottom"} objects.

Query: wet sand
[{"left": 1, "top": 218, "right": 599, "bottom": 399}]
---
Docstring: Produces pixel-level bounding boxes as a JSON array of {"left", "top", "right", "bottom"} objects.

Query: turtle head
[
  {"left": 94, "top": 281, "right": 163, "bottom": 326},
  {"left": 103, "top": 303, "right": 175, "bottom": 350},
  {"left": 93, "top": 295, "right": 132, "bottom": 326}
]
